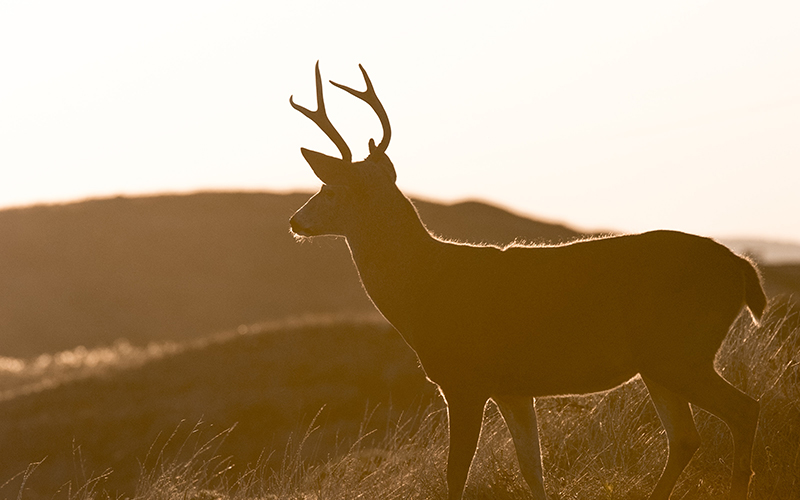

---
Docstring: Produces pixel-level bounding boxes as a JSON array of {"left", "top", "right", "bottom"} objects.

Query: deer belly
[
  {"left": 488, "top": 329, "right": 636, "bottom": 396},
  {"left": 490, "top": 353, "right": 637, "bottom": 397},
  {"left": 415, "top": 332, "right": 636, "bottom": 398}
]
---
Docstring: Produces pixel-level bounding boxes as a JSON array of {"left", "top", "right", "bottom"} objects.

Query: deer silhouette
[{"left": 288, "top": 62, "right": 766, "bottom": 500}]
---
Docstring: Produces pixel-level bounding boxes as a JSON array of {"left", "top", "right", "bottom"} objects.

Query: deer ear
[
  {"left": 367, "top": 139, "right": 397, "bottom": 183},
  {"left": 300, "top": 148, "right": 352, "bottom": 185}
]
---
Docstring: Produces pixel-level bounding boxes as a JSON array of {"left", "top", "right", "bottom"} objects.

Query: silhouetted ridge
[
  {"left": 0, "top": 192, "right": 585, "bottom": 357},
  {"left": 415, "top": 199, "right": 583, "bottom": 246}
]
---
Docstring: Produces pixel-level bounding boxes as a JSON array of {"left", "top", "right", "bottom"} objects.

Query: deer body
[
  {"left": 331, "top": 186, "right": 761, "bottom": 399},
  {"left": 288, "top": 63, "right": 766, "bottom": 500}
]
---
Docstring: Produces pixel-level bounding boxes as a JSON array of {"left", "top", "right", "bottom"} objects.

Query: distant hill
[
  {"left": 1, "top": 191, "right": 795, "bottom": 358},
  {"left": 0, "top": 316, "right": 437, "bottom": 497},
  {"left": 0, "top": 301, "right": 797, "bottom": 498},
  {"left": 0, "top": 192, "right": 583, "bottom": 357},
  {"left": 1, "top": 192, "right": 798, "bottom": 497},
  {"left": 722, "top": 239, "right": 800, "bottom": 299},
  {"left": 761, "top": 264, "right": 800, "bottom": 299},
  {"left": 721, "top": 238, "right": 800, "bottom": 265}
]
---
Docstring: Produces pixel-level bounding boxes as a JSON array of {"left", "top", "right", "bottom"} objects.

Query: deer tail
[{"left": 739, "top": 255, "right": 767, "bottom": 324}]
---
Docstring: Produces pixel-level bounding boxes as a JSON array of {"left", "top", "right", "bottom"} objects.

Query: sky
[{"left": 1, "top": 1, "right": 798, "bottom": 242}]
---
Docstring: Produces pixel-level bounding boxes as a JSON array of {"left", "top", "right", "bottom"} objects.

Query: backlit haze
[{"left": 1, "top": 1, "right": 798, "bottom": 242}]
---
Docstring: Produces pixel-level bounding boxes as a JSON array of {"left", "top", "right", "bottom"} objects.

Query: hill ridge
[
  {"left": 0, "top": 312, "right": 434, "bottom": 496},
  {"left": 0, "top": 191, "right": 583, "bottom": 357},
  {"left": 1, "top": 191, "right": 796, "bottom": 359}
]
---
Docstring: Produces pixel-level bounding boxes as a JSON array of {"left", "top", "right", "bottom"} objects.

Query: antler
[
  {"left": 330, "top": 64, "right": 392, "bottom": 156},
  {"left": 289, "top": 61, "right": 353, "bottom": 163}
]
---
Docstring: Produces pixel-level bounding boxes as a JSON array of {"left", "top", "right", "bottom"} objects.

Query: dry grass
[
  {"left": 3, "top": 194, "right": 798, "bottom": 499},
  {"left": 10, "top": 298, "right": 794, "bottom": 500}
]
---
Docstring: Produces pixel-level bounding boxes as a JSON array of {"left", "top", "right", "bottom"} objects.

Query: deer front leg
[
  {"left": 444, "top": 392, "right": 486, "bottom": 500},
  {"left": 494, "top": 395, "right": 548, "bottom": 500}
]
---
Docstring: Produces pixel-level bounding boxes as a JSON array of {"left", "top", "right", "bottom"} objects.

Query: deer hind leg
[
  {"left": 494, "top": 395, "right": 548, "bottom": 500},
  {"left": 444, "top": 393, "right": 486, "bottom": 500},
  {"left": 641, "top": 376, "right": 701, "bottom": 500},
  {"left": 677, "top": 369, "right": 759, "bottom": 500}
]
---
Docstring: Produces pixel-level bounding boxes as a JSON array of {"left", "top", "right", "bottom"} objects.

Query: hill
[
  {"left": 761, "top": 264, "right": 800, "bottom": 299},
  {"left": 722, "top": 238, "right": 800, "bottom": 265},
  {"left": 0, "top": 315, "right": 438, "bottom": 497},
  {"left": 0, "top": 192, "right": 583, "bottom": 358},
  {"left": 0, "top": 303, "right": 797, "bottom": 499},
  {"left": 0, "top": 192, "right": 798, "bottom": 498},
  {"left": 1, "top": 191, "right": 796, "bottom": 359}
]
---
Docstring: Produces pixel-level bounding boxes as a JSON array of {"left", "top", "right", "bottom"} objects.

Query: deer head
[{"left": 289, "top": 62, "right": 399, "bottom": 239}]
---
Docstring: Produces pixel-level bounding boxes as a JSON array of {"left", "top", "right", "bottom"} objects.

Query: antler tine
[
  {"left": 330, "top": 64, "right": 392, "bottom": 156},
  {"left": 289, "top": 61, "right": 353, "bottom": 163}
]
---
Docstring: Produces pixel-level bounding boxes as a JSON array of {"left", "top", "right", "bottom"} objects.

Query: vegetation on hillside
[
  {"left": 2, "top": 299, "right": 798, "bottom": 500},
  {"left": 1, "top": 193, "right": 797, "bottom": 498},
  {"left": 0, "top": 314, "right": 435, "bottom": 497}
]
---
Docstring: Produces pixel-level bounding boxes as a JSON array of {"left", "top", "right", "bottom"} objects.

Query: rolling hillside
[
  {"left": 0, "top": 192, "right": 798, "bottom": 498},
  {"left": 0, "top": 302, "right": 797, "bottom": 499},
  {"left": 0, "top": 192, "right": 583, "bottom": 357},
  {"left": 0, "top": 315, "right": 437, "bottom": 497},
  {"left": 1, "top": 190, "right": 796, "bottom": 360}
]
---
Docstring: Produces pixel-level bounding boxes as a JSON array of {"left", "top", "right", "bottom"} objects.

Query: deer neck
[{"left": 344, "top": 193, "right": 436, "bottom": 322}]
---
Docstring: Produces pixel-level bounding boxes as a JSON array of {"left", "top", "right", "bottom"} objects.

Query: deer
[{"left": 287, "top": 62, "right": 767, "bottom": 500}]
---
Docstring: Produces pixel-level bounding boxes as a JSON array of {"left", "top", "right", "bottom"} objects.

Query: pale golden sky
[{"left": 1, "top": 1, "right": 798, "bottom": 241}]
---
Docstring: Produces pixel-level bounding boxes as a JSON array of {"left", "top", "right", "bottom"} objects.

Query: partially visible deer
[{"left": 288, "top": 62, "right": 766, "bottom": 500}]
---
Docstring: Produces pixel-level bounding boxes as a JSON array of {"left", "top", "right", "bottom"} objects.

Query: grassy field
[
  {"left": 1, "top": 299, "right": 797, "bottom": 500},
  {"left": 1, "top": 193, "right": 798, "bottom": 499}
]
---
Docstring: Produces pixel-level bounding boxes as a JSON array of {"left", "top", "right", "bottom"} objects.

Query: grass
[{"left": 4, "top": 298, "right": 799, "bottom": 500}]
